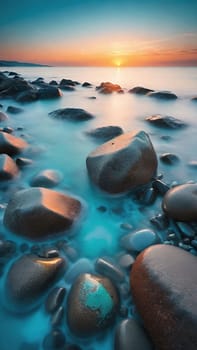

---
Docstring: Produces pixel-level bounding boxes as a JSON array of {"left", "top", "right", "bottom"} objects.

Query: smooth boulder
[
  {"left": 97, "top": 82, "right": 123, "bottom": 94},
  {"left": 49, "top": 108, "right": 94, "bottom": 121},
  {"left": 38, "top": 86, "right": 62, "bottom": 99},
  {"left": 0, "top": 154, "right": 19, "bottom": 180},
  {"left": 128, "top": 86, "right": 154, "bottom": 95},
  {"left": 5, "top": 254, "right": 66, "bottom": 312},
  {"left": 30, "top": 169, "right": 62, "bottom": 188},
  {"left": 147, "top": 91, "right": 178, "bottom": 99},
  {"left": 67, "top": 273, "right": 119, "bottom": 337},
  {"left": 162, "top": 183, "right": 197, "bottom": 221},
  {"left": 0, "top": 131, "right": 28, "bottom": 156},
  {"left": 0, "top": 111, "right": 8, "bottom": 122},
  {"left": 3, "top": 187, "right": 82, "bottom": 239},
  {"left": 130, "top": 244, "right": 197, "bottom": 350},
  {"left": 146, "top": 115, "right": 186, "bottom": 129},
  {"left": 86, "top": 130, "right": 157, "bottom": 194},
  {"left": 86, "top": 126, "right": 123, "bottom": 142}
]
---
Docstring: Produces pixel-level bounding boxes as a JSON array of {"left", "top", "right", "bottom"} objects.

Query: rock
[
  {"left": 49, "top": 108, "right": 94, "bottom": 121},
  {"left": 176, "top": 222, "right": 195, "bottom": 238},
  {"left": 121, "top": 229, "right": 158, "bottom": 252},
  {"left": 3, "top": 187, "right": 82, "bottom": 239},
  {"left": 60, "top": 85, "right": 75, "bottom": 91},
  {"left": 191, "top": 97, "right": 197, "bottom": 101},
  {"left": 30, "top": 169, "right": 62, "bottom": 188},
  {"left": 86, "top": 126, "right": 123, "bottom": 142},
  {"left": 130, "top": 244, "right": 197, "bottom": 350},
  {"left": 5, "top": 254, "right": 66, "bottom": 312},
  {"left": 115, "top": 318, "right": 153, "bottom": 350},
  {"left": 82, "top": 82, "right": 92, "bottom": 87},
  {"left": 43, "top": 329, "right": 66, "bottom": 350},
  {"left": 128, "top": 86, "right": 154, "bottom": 95},
  {"left": 49, "top": 80, "right": 58, "bottom": 85},
  {"left": 2, "top": 126, "right": 14, "bottom": 134},
  {"left": 45, "top": 286, "right": 66, "bottom": 313},
  {"left": 97, "top": 82, "right": 122, "bottom": 94},
  {"left": 188, "top": 160, "right": 197, "bottom": 168},
  {"left": 31, "top": 77, "right": 44, "bottom": 85},
  {"left": 0, "top": 239, "right": 17, "bottom": 258},
  {"left": 0, "top": 154, "right": 19, "bottom": 180},
  {"left": 0, "top": 131, "right": 28, "bottom": 156},
  {"left": 88, "top": 96, "right": 96, "bottom": 99},
  {"left": 86, "top": 130, "right": 157, "bottom": 194},
  {"left": 16, "top": 89, "right": 38, "bottom": 102},
  {"left": 95, "top": 257, "right": 124, "bottom": 283},
  {"left": 160, "top": 153, "right": 179, "bottom": 165},
  {"left": 0, "top": 111, "right": 8, "bottom": 122},
  {"left": 162, "top": 183, "right": 197, "bottom": 221},
  {"left": 60, "top": 79, "right": 76, "bottom": 87},
  {"left": 7, "top": 105, "right": 24, "bottom": 114},
  {"left": 16, "top": 157, "right": 33, "bottom": 167},
  {"left": 0, "top": 77, "right": 34, "bottom": 97},
  {"left": 51, "top": 306, "right": 64, "bottom": 326},
  {"left": 67, "top": 273, "right": 119, "bottom": 337},
  {"left": 0, "top": 103, "right": 3, "bottom": 108},
  {"left": 140, "top": 187, "right": 157, "bottom": 205},
  {"left": 118, "top": 254, "right": 135, "bottom": 269},
  {"left": 147, "top": 91, "right": 178, "bottom": 99},
  {"left": 65, "top": 258, "right": 93, "bottom": 283},
  {"left": 152, "top": 179, "right": 170, "bottom": 195},
  {"left": 38, "top": 86, "right": 62, "bottom": 99},
  {"left": 39, "top": 247, "right": 60, "bottom": 258},
  {"left": 146, "top": 114, "right": 186, "bottom": 129}
]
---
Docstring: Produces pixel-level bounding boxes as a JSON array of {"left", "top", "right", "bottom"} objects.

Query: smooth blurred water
[{"left": 0, "top": 66, "right": 197, "bottom": 350}]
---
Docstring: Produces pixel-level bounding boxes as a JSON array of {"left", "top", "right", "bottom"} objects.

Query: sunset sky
[{"left": 1, "top": 0, "right": 197, "bottom": 67}]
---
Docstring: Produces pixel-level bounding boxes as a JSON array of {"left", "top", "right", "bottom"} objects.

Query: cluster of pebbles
[{"left": 0, "top": 70, "right": 197, "bottom": 350}]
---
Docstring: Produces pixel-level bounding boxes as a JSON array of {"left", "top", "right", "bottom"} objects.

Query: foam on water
[{"left": 0, "top": 66, "right": 197, "bottom": 349}]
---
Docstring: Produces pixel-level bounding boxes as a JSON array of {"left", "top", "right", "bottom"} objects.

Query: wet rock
[
  {"left": 31, "top": 77, "right": 44, "bottom": 85},
  {"left": 39, "top": 247, "right": 60, "bottom": 258},
  {"left": 49, "top": 108, "right": 94, "bottom": 121},
  {"left": 45, "top": 286, "right": 66, "bottom": 313},
  {"left": 82, "top": 82, "right": 92, "bottom": 87},
  {"left": 67, "top": 273, "right": 119, "bottom": 337},
  {"left": 60, "top": 78, "right": 76, "bottom": 87},
  {"left": 95, "top": 257, "right": 124, "bottom": 283},
  {"left": 43, "top": 329, "right": 66, "bottom": 350},
  {"left": 86, "top": 126, "right": 123, "bottom": 142},
  {"left": 0, "top": 154, "right": 19, "bottom": 180},
  {"left": 16, "top": 157, "right": 33, "bottom": 167},
  {"left": 147, "top": 91, "right": 178, "bottom": 99},
  {"left": 38, "top": 86, "right": 62, "bottom": 99},
  {"left": 30, "top": 169, "right": 62, "bottom": 188},
  {"left": 140, "top": 187, "right": 157, "bottom": 205},
  {"left": 191, "top": 97, "right": 197, "bottom": 101},
  {"left": 65, "top": 258, "right": 93, "bottom": 283},
  {"left": 160, "top": 153, "right": 179, "bottom": 165},
  {"left": 176, "top": 221, "right": 195, "bottom": 238},
  {"left": 152, "top": 179, "right": 170, "bottom": 195},
  {"left": 86, "top": 130, "right": 157, "bottom": 194},
  {"left": 0, "top": 111, "right": 8, "bottom": 122},
  {"left": 162, "top": 183, "right": 197, "bottom": 221},
  {"left": 0, "top": 131, "right": 28, "bottom": 156},
  {"left": 146, "top": 114, "right": 186, "bottom": 129},
  {"left": 3, "top": 187, "right": 82, "bottom": 239},
  {"left": 128, "top": 86, "right": 154, "bottom": 95},
  {"left": 130, "top": 244, "right": 197, "bottom": 350},
  {"left": 7, "top": 105, "right": 24, "bottom": 114},
  {"left": 121, "top": 229, "right": 158, "bottom": 253},
  {"left": 49, "top": 80, "right": 58, "bottom": 85},
  {"left": 115, "top": 318, "right": 153, "bottom": 350},
  {"left": 97, "top": 82, "right": 122, "bottom": 94},
  {"left": 5, "top": 254, "right": 66, "bottom": 312},
  {"left": 150, "top": 213, "right": 169, "bottom": 230},
  {"left": 1, "top": 126, "right": 14, "bottom": 134},
  {"left": 118, "top": 254, "right": 135, "bottom": 269},
  {"left": 16, "top": 89, "right": 38, "bottom": 102},
  {"left": 0, "top": 239, "right": 17, "bottom": 258},
  {"left": 51, "top": 306, "right": 64, "bottom": 326},
  {"left": 0, "top": 76, "right": 33, "bottom": 97}
]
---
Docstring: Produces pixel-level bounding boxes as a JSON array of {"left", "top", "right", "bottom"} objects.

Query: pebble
[
  {"left": 16, "top": 157, "right": 33, "bottom": 167},
  {"left": 121, "top": 229, "right": 158, "bottom": 252},
  {"left": 51, "top": 306, "right": 64, "bottom": 327},
  {"left": 45, "top": 286, "right": 66, "bottom": 314},
  {"left": 95, "top": 257, "right": 124, "bottom": 283},
  {"left": 176, "top": 221, "right": 195, "bottom": 238},
  {"left": 160, "top": 153, "right": 179, "bottom": 165},
  {"left": 152, "top": 179, "right": 170, "bottom": 195},
  {"left": 7, "top": 106, "right": 24, "bottom": 114},
  {"left": 43, "top": 329, "right": 66, "bottom": 350},
  {"left": 118, "top": 254, "right": 135, "bottom": 269}
]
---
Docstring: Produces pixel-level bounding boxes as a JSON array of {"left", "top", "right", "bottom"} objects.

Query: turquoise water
[{"left": 0, "top": 66, "right": 197, "bottom": 349}]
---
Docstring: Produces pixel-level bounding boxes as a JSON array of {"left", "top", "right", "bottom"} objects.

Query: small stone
[
  {"left": 150, "top": 213, "right": 169, "bottom": 230},
  {"left": 120, "top": 223, "right": 133, "bottom": 231},
  {"left": 65, "top": 258, "right": 93, "bottom": 283},
  {"left": 121, "top": 229, "right": 158, "bottom": 252},
  {"left": 7, "top": 106, "right": 24, "bottom": 114},
  {"left": 49, "top": 108, "right": 94, "bottom": 121},
  {"left": 67, "top": 273, "right": 119, "bottom": 337},
  {"left": 160, "top": 153, "right": 179, "bottom": 165},
  {"left": 0, "top": 131, "right": 28, "bottom": 156},
  {"left": 0, "top": 111, "right": 8, "bottom": 122},
  {"left": 51, "top": 306, "right": 64, "bottom": 327},
  {"left": 95, "top": 257, "right": 124, "bottom": 283},
  {"left": 39, "top": 248, "right": 60, "bottom": 258},
  {"left": 30, "top": 169, "right": 62, "bottom": 188},
  {"left": 16, "top": 157, "right": 33, "bottom": 167},
  {"left": 0, "top": 154, "right": 19, "bottom": 180},
  {"left": 140, "top": 187, "right": 157, "bottom": 205},
  {"left": 115, "top": 319, "right": 153, "bottom": 350},
  {"left": 45, "top": 286, "right": 66, "bottom": 314},
  {"left": 97, "top": 82, "right": 122, "bottom": 93},
  {"left": 43, "top": 329, "right": 66, "bottom": 350},
  {"left": 118, "top": 254, "right": 135, "bottom": 269},
  {"left": 152, "top": 179, "right": 170, "bottom": 195}
]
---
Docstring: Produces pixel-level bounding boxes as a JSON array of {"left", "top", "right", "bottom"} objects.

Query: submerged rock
[
  {"left": 162, "top": 183, "right": 197, "bottom": 221},
  {"left": 121, "top": 229, "right": 158, "bottom": 252},
  {"left": 7, "top": 105, "right": 24, "bottom": 114},
  {"left": 146, "top": 114, "right": 186, "bottom": 129},
  {"left": 49, "top": 108, "right": 94, "bottom": 121},
  {"left": 128, "top": 86, "right": 154, "bottom": 95},
  {"left": 130, "top": 244, "right": 197, "bottom": 350},
  {"left": 38, "top": 86, "right": 62, "bottom": 99},
  {"left": 115, "top": 319, "right": 153, "bottom": 350},
  {"left": 0, "top": 111, "right": 8, "bottom": 122},
  {"left": 86, "top": 130, "right": 157, "bottom": 194},
  {"left": 16, "top": 89, "right": 38, "bottom": 102},
  {"left": 0, "top": 154, "right": 19, "bottom": 180},
  {"left": 86, "top": 126, "right": 123, "bottom": 142},
  {"left": 30, "top": 169, "right": 62, "bottom": 188},
  {"left": 43, "top": 329, "right": 66, "bottom": 350},
  {"left": 3, "top": 187, "right": 82, "bottom": 240},
  {"left": 45, "top": 286, "right": 66, "bottom": 314},
  {"left": 147, "top": 91, "right": 178, "bottom": 99},
  {"left": 0, "top": 131, "right": 28, "bottom": 156},
  {"left": 67, "top": 273, "right": 119, "bottom": 337},
  {"left": 82, "top": 82, "right": 92, "bottom": 87},
  {"left": 160, "top": 153, "right": 179, "bottom": 165},
  {"left": 5, "top": 254, "right": 66, "bottom": 312}
]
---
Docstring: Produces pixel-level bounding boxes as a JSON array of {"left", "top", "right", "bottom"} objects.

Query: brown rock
[
  {"left": 0, "top": 131, "right": 28, "bottom": 156},
  {"left": 0, "top": 111, "right": 8, "bottom": 122},
  {"left": 0, "top": 154, "right": 19, "bottom": 180}
]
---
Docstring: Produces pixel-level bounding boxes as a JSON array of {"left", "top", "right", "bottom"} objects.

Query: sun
[{"left": 113, "top": 58, "right": 122, "bottom": 67}]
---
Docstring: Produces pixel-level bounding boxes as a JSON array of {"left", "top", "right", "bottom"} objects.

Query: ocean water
[{"left": 0, "top": 66, "right": 197, "bottom": 350}]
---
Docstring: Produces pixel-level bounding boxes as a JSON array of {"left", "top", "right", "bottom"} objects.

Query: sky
[{"left": 1, "top": 0, "right": 197, "bottom": 66}]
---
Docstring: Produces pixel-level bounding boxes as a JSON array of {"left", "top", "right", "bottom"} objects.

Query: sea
[{"left": 0, "top": 66, "right": 197, "bottom": 350}]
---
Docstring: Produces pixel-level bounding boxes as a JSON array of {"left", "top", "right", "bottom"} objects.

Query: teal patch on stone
[{"left": 80, "top": 278, "right": 113, "bottom": 321}]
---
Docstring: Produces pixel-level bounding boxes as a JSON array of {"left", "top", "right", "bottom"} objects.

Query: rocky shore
[{"left": 0, "top": 70, "right": 197, "bottom": 350}]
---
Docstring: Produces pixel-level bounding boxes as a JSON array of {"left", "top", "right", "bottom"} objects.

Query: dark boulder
[
  {"left": 60, "top": 79, "right": 76, "bottom": 87},
  {"left": 162, "top": 183, "right": 197, "bottom": 221},
  {"left": 7, "top": 105, "right": 24, "bottom": 114},
  {"left": 130, "top": 244, "right": 197, "bottom": 350},
  {"left": 49, "top": 108, "right": 94, "bottom": 121},
  {"left": 0, "top": 154, "right": 19, "bottom": 180},
  {"left": 3, "top": 187, "right": 82, "bottom": 240},
  {"left": 0, "top": 131, "right": 28, "bottom": 156},
  {"left": 67, "top": 273, "right": 119, "bottom": 337},
  {"left": 16, "top": 89, "right": 38, "bottom": 102},
  {"left": 38, "top": 86, "right": 62, "bottom": 99},
  {"left": 86, "top": 130, "right": 157, "bottom": 194},
  {"left": 147, "top": 91, "right": 178, "bottom": 100},
  {"left": 128, "top": 86, "right": 154, "bottom": 95},
  {"left": 145, "top": 114, "right": 186, "bottom": 129},
  {"left": 85, "top": 126, "right": 123, "bottom": 142},
  {"left": 160, "top": 153, "right": 179, "bottom": 165},
  {"left": 4, "top": 254, "right": 66, "bottom": 312},
  {"left": 82, "top": 82, "right": 92, "bottom": 88}
]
